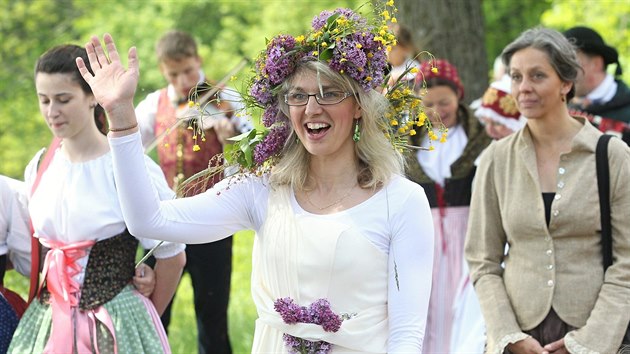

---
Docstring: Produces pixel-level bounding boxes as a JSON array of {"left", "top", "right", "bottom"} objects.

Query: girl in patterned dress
[{"left": 8, "top": 44, "right": 186, "bottom": 354}]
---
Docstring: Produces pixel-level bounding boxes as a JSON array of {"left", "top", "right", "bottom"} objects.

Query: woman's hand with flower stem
[{"left": 76, "top": 33, "right": 139, "bottom": 134}]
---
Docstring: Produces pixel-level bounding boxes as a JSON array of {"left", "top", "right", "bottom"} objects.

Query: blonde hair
[{"left": 268, "top": 60, "right": 404, "bottom": 191}]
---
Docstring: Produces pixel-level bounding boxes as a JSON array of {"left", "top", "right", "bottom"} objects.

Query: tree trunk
[{"left": 395, "top": 0, "right": 488, "bottom": 104}]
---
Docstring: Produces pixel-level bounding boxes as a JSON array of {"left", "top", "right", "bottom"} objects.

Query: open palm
[{"left": 76, "top": 33, "right": 139, "bottom": 112}]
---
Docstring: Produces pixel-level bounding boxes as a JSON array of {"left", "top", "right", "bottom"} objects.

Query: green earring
[{"left": 353, "top": 120, "right": 361, "bottom": 142}]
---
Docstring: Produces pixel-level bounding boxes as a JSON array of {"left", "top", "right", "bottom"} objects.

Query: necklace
[{"left": 304, "top": 183, "right": 357, "bottom": 211}]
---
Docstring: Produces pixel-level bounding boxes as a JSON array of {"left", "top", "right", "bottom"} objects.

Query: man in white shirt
[{"left": 134, "top": 30, "right": 251, "bottom": 354}]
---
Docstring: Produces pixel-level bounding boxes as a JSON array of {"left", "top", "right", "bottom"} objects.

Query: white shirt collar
[
  {"left": 417, "top": 124, "right": 467, "bottom": 187},
  {"left": 586, "top": 73, "right": 617, "bottom": 103}
]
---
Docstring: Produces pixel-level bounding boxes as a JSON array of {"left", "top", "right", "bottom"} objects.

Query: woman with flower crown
[
  {"left": 8, "top": 44, "right": 186, "bottom": 354},
  {"left": 77, "top": 5, "right": 435, "bottom": 353}
]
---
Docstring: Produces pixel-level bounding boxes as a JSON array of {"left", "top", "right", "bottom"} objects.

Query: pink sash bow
[{"left": 39, "top": 238, "right": 118, "bottom": 354}]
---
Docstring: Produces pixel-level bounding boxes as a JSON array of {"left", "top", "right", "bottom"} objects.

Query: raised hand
[{"left": 76, "top": 33, "right": 139, "bottom": 131}]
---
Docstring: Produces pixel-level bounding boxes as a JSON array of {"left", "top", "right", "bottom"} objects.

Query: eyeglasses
[{"left": 284, "top": 91, "right": 352, "bottom": 106}]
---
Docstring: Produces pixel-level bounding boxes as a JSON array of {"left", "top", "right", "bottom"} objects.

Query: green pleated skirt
[{"left": 8, "top": 285, "right": 170, "bottom": 354}]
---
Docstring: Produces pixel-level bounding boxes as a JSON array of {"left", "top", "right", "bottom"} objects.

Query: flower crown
[
  {"left": 231, "top": 5, "right": 394, "bottom": 168},
  {"left": 177, "top": 1, "right": 447, "bottom": 196},
  {"left": 251, "top": 7, "right": 391, "bottom": 105}
]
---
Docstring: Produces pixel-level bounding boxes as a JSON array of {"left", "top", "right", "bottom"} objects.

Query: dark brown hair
[{"left": 35, "top": 45, "right": 106, "bottom": 134}]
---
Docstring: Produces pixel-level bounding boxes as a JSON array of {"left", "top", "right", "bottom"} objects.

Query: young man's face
[{"left": 160, "top": 56, "right": 202, "bottom": 99}]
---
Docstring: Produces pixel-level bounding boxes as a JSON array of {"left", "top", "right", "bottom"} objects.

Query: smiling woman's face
[
  {"left": 287, "top": 70, "right": 362, "bottom": 159},
  {"left": 422, "top": 85, "right": 460, "bottom": 128}
]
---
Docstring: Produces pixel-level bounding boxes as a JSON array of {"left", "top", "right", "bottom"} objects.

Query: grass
[{"left": 4, "top": 230, "right": 257, "bottom": 354}]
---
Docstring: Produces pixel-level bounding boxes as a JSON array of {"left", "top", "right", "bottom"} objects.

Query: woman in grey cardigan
[{"left": 465, "top": 27, "right": 630, "bottom": 354}]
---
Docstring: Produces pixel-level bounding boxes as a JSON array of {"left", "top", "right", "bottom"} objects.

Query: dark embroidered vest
[
  {"left": 40, "top": 231, "right": 138, "bottom": 311},
  {"left": 154, "top": 89, "right": 224, "bottom": 196}
]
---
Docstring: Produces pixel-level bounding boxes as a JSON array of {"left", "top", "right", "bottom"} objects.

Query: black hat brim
[{"left": 578, "top": 43, "right": 618, "bottom": 66}]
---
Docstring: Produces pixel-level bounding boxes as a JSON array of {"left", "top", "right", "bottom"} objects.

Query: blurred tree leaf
[
  {"left": 482, "top": 0, "right": 552, "bottom": 80},
  {"left": 0, "top": 0, "right": 79, "bottom": 178},
  {"left": 397, "top": 0, "right": 489, "bottom": 103},
  {"left": 541, "top": 0, "right": 630, "bottom": 84}
]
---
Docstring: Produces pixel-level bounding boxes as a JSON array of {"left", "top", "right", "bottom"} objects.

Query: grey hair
[
  {"left": 501, "top": 27, "right": 581, "bottom": 101},
  {"left": 268, "top": 59, "right": 404, "bottom": 191}
]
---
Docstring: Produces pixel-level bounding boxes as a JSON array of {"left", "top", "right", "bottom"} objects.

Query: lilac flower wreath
[
  {"left": 224, "top": 3, "right": 409, "bottom": 173},
  {"left": 274, "top": 297, "right": 345, "bottom": 354}
]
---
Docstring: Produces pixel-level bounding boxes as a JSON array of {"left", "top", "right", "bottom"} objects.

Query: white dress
[{"left": 109, "top": 131, "right": 435, "bottom": 352}]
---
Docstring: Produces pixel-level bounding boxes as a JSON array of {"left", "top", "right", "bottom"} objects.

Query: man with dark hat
[{"left": 564, "top": 26, "right": 630, "bottom": 124}]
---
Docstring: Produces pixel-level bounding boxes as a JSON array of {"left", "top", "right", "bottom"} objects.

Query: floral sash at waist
[{"left": 39, "top": 238, "right": 118, "bottom": 354}]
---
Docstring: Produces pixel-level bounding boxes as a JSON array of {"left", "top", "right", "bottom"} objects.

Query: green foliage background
[
  {"left": 483, "top": 0, "right": 629, "bottom": 84},
  {"left": 1, "top": 0, "right": 628, "bottom": 353}
]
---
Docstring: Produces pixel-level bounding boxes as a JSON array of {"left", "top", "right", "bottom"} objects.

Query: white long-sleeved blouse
[{"left": 109, "top": 131, "right": 434, "bottom": 352}]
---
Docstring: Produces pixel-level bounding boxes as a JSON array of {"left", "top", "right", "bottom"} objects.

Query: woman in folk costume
[
  {"left": 77, "top": 4, "right": 438, "bottom": 352},
  {"left": 405, "top": 59, "right": 492, "bottom": 353},
  {"left": 449, "top": 75, "right": 525, "bottom": 354},
  {"left": 8, "top": 44, "right": 185, "bottom": 354},
  {"left": 0, "top": 175, "right": 156, "bottom": 354}
]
